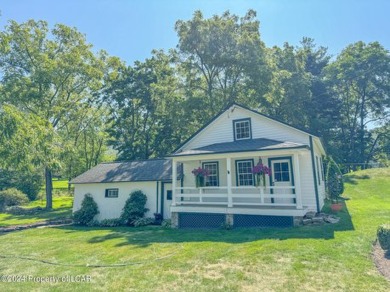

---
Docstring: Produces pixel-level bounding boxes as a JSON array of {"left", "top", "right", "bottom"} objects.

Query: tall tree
[
  {"left": 326, "top": 41, "right": 390, "bottom": 168},
  {"left": 0, "top": 20, "right": 108, "bottom": 208},
  {"left": 175, "top": 10, "right": 270, "bottom": 123},
  {"left": 104, "top": 50, "right": 183, "bottom": 160}
]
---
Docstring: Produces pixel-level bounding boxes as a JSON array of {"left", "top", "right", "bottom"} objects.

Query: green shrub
[
  {"left": 325, "top": 157, "right": 344, "bottom": 202},
  {"left": 0, "top": 169, "right": 43, "bottom": 201},
  {"left": 377, "top": 224, "right": 390, "bottom": 250},
  {"left": 73, "top": 194, "right": 99, "bottom": 225},
  {"left": 133, "top": 217, "right": 154, "bottom": 227},
  {"left": 161, "top": 219, "right": 172, "bottom": 229},
  {"left": 0, "top": 188, "right": 29, "bottom": 211},
  {"left": 120, "top": 190, "right": 149, "bottom": 225},
  {"left": 99, "top": 218, "right": 123, "bottom": 227}
]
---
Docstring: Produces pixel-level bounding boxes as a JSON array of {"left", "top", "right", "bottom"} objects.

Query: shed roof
[{"left": 70, "top": 159, "right": 181, "bottom": 184}]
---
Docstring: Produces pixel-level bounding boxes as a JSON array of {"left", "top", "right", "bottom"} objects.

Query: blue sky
[{"left": 1, "top": 0, "right": 389, "bottom": 65}]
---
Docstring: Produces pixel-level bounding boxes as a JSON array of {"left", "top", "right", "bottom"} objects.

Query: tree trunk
[{"left": 45, "top": 167, "right": 53, "bottom": 209}]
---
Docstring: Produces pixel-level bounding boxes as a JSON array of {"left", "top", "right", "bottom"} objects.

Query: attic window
[
  {"left": 233, "top": 118, "right": 252, "bottom": 141},
  {"left": 105, "top": 188, "right": 118, "bottom": 198}
]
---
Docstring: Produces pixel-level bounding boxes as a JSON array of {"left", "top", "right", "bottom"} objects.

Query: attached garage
[{"left": 71, "top": 159, "right": 181, "bottom": 220}]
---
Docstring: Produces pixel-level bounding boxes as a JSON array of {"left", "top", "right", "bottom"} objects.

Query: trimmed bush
[
  {"left": 73, "top": 194, "right": 99, "bottom": 225},
  {"left": 377, "top": 224, "right": 390, "bottom": 250},
  {"left": 120, "top": 190, "right": 149, "bottom": 226},
  {"left": 99, "top": 218, "right": 123, "bottom": 227},
  {"left": 325, "top": 157, "right": 344, "bottom": 202},
  {"left": 133, "top": 217, "right": 154, "bottom": 227},
  {"left": 0, "top": 188, "right": 29, "bottom": 211}
]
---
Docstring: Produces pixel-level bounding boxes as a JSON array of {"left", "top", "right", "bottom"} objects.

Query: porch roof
[{"left": 171, "top": 138, "right": 308, "bottom": 157}]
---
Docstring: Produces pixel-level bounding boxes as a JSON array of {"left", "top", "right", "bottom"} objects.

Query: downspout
[{"left": 309, "top": 136, "right": 320, "bottom": 213}]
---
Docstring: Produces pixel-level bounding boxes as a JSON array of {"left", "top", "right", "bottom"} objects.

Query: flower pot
[
  {"left": 331, "top": 203, "right": 343, "bottom": 212},
  {"left": 196, "top": 176, "right": 205, "bottom": 188}
]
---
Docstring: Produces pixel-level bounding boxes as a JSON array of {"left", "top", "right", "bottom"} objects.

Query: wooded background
[{"left": 0, "top": 10, "right": 389, "bottom": 207}]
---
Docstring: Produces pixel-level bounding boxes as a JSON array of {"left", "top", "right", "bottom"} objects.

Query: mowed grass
[
  {"left": 0, "top": 168, "right": 389, "bottom": 291},
  {"left": 52, "top": 179, "right": 71, "bottom": 190},
  {"left": 0, "top": 196, "right": 73, "bottom": 227},
  {"left": 0, "top": 179, "right": 73, "bottom": 227}
]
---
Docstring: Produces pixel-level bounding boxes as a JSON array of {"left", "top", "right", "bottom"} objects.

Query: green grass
[
  {"left": 0, "top": 196, "right": 73, "bottom": 227},
  {"left": 0, "top": 168, "right": 389, "bottom": 291},
  {"left": 52, "top": 179, "right": 71, "bottom": 190}
]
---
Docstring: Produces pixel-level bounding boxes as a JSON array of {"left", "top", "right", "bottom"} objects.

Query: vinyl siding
[
  {"left": 182, "top": 106, "right": 310, "bottom": 151},
  {"left": 73, "top": 182, "right": 158, "bottom": 221},
  {"left": 180, "top": 153, "right": 320, "bottom": 210}
]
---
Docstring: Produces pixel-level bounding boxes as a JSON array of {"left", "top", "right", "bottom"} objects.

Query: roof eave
[{"left": 169, "top": 145, "right": 310, "bottom": 158}]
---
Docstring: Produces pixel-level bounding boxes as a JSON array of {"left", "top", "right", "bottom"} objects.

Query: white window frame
[
  {"left": 105, "top": 188, "right": 119, "bottom": 198},
  {"left": 202, "top": 161, "right": 219, "bottom": 187},
  {"left": 236, "top": 160, "right": 254, "bottom": 186},
  {"left": 233, "top": 118, "right": 252, "bottom": 141}
]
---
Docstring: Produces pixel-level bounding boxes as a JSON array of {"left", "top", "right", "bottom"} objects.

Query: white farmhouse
[{"left": 72, "top": 103, "right": 326, "bottom": 228}]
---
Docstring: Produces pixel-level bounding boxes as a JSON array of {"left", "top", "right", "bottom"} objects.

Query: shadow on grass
[
  {"left": 55, "top": 203, "right": 355, "bottom": 247},
  {"left": 0, "top": 207, "right": 72, "bottom": 228},
  {"left": 343, "top": 174, "right": 371, "bottom": 185}
]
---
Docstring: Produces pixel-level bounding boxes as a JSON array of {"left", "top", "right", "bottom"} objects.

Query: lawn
[
  {"left": 0, "top": 168, "right": 389, "bottom": 291},
  {"left": 0, "top": 196, "right": 73, "bottom": 227}
]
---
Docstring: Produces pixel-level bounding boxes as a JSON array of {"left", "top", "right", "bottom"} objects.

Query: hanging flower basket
[
  {"left": 252, "top": 162, "right": 271, "bottom": 188},
  {"left": 192, "top": 167, "right": 209, "bottom": 188}
]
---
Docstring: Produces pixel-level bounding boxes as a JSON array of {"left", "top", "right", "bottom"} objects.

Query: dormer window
[{"left": 233, "top": 118, "right": 252, "bottom": 141}]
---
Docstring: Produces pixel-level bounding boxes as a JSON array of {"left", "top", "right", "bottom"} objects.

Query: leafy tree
[
  {"left": 325, "top": 42, "right": 390, "bottom": 169},
  {"left": 0, "top": 20, "right": 108, "bottom": 208},
  {"left": 175, "top": 10, "right": 270, "bottom": 123},
  {"left": 104, "top": 50, "right": 183, "bottom": 160}
]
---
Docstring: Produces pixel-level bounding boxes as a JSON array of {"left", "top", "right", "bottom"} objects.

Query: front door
[
  {"left": 162, "top": 183, "right": 172, "bottom": 219},
  {"left": 270, "top": 158, "right": 294, "bottom": 204}
]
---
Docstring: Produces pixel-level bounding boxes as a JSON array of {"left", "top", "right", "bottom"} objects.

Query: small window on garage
[{"left": 105, "top": 188, "right": 118, "bottom": 198}]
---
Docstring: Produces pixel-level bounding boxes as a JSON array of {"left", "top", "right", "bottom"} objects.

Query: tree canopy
[{"left": 1, "top": 10, "right": 389, "bottom": 196}]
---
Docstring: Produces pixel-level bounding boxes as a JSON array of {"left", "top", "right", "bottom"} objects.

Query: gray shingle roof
[
  {"left": 172, "top": 138, "right": 308, "bottom": 157},
  {"left": 70, "top": 159, "right": 181, "bottom": 184}
]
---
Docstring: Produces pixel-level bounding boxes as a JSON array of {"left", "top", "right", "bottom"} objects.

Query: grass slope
[{"left": 0, "top": 168, "right": 389, "bottom": 291}]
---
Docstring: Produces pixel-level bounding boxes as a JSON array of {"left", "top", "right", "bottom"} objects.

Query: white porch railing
[{"left": 174, "top": 186, "right": 298, "bottom": 208}]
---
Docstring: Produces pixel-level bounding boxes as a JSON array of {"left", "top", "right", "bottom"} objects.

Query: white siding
[
  {"left": 298, "top": 151, "right": 318, "bottom": 210},
  {"left": 181, "top": 106, "right": 310, "bottom": 151},
  {"left": 73, "top": 182, "right": 158, "bottom": 221},
  {"left": 179, "top": 151, "right": 321, "bottom": 212}
]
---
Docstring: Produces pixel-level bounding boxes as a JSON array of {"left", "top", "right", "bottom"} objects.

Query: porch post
[
  {"left": 172, "top": 159, "right": 177, "bottom": 206},
  {"left": 227, "top": 157, "right": 233, "bottom": 207},
  {"left": 293, "top": 153, "right": 303, "bottom": 209}
]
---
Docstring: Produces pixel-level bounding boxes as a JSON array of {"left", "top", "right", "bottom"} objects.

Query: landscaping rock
[
  {"left": 324, "top": 215, "right": 340, "bottom": 224},
  {"left": 305, "top": 211, "right": 316, "bottom": 219},
  {"left": 312, "top": 217, "right": 325, "bottom": 224},
  {"left": 303, "top": 219, "right": 312, "bottom": 225}
]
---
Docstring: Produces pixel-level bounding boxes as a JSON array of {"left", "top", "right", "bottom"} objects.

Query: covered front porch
[{"left": 171, "top": 147, "right": 311, "bottom": 218}]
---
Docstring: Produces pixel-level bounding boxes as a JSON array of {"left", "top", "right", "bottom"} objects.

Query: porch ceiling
[{"left": 171, "top": 138, "right": 309, "bottom": 157}]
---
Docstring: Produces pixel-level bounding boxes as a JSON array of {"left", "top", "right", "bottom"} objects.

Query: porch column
[
  {"left": 172, "top": 159, "right": 177, "bottom": 206},
  {"left": 293, "top": 153, "right": 303, "bottom": 209},
  {"left": 227, "top": 157, "right": 233, "bottom": 207}
]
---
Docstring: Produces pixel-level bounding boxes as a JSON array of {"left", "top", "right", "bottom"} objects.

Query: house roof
[
  {"left": 174, "top": 102, "right": 319, "bottom": 154},
  {"left": 171, "top": 138, "right": 309, "bottom": 157},
  {"left": 70, "top": 159, "right": 182, "bottom": 184}
]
